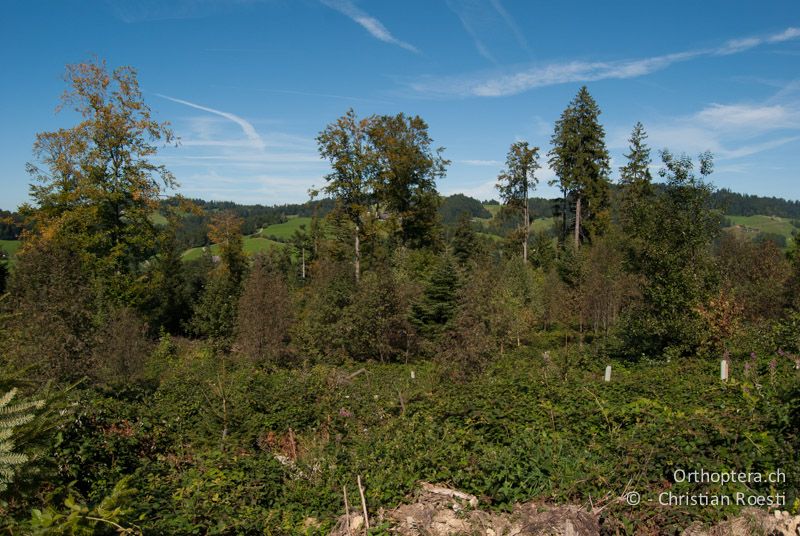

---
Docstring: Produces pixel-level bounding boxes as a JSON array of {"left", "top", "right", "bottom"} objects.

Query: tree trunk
[
  {"left": 574, "top": 195, "right": 582, "bottom": 249},
  {"left": 301, "top": 247, "right": 306, "bottom": 280},
  {"left": 561, "top": 190, "right": 568, "bottom": 246},
  {"left": 523, "top": 196, "right": 529, "bottom": 263},
  {"left": 354, "top": 223, "right": 361, "bottom": 284}
]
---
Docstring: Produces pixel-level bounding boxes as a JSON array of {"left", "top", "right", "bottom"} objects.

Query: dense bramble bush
[{"left": 4, "top": 344, "right": 796, "bottom": 534}]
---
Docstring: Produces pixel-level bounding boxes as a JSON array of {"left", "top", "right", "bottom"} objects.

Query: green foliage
[
  {"left": 294, "top": 259, "right": 356, "bottom": 361},
  {"left": 618, "top": 122, "right": 654, "bottom": 237},
  {"left": 317, "top": 110, "right": 448, "bottom": 281},
  {"left": 548, "top": 86, "right": 611, "bottom": 245},
  {"left": 410, "top": 254, "right": 459, "bottom": 340},
  {"left": 142, "top": 220, "right": 195, "bottom": 334},
  {"left": 451, "top": 212, "right": 478, "bottom": 266},
  {"left": 189, "top": 273, "right": 241, "bottom": 345},
  {"left": 5, "top": 240, "right": 96, "bottom": 381},
  {"left": 4, "top": 340, "right": 798, "bottom": 533},
  {"left": 235, "top": 255, "right": 293, "bottom": 364},
  {"left": 29, "top": 477, "right": 140, "bottom": 535},
  {"left": 339, "top": 269, "right": 414, "bottom": 362},
  {"left": 133, "top": 451, "right": 285, "bottom": 534},
  {"left": 496, "top": 141, "right": 540, "bottom": 263},
  {"left": 24, "top": 59, "right": 175, "bottom": 306},
  {"left": 620, "top": 150, "right": 723, "bottom": 358},
  {"left": 368, "top": 113, "right": 449, "bottom": 248}
]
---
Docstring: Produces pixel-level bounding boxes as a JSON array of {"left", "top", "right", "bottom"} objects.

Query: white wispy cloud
[
  {"left": 717, "top": 136, "right": 800, "bottom": 159},
  {"left": 695, "top": 103, "right": 800, "bottom": 132},
  {"left": 410, "top": 27, "right": 800, "bottom": 97},
  {"left": 320, "top": 0, "right": 420, "bottom": 53},
  {"left": 153, "top": 94, "right": 328, "bottom": 204},
  {"left": 488, "top": 0, "right": 529, "bottom": 54},
  {"left": 446, "top": 0, "right": 497, "bottom": 63},
  {"left": 446, "top": 0, "right": 532, "bottom": 64},
  {"left": 461, "top": 158, "right": 503, "bottom": 166},
  {"left": 609, "top": 96, "right": 800, "bottom": 168},
  {"left": 157, "top": 94, "right": 266, "bottom": 150},
  {"left": 768, "top": 27, "right": 800, "bottom": 43},
  {"left": 106, "top": 0, "right": 258, "bottom": 23}
]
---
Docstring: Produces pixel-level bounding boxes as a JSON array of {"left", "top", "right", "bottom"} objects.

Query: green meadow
[
  {"left": 258, "top": 216, "right": 313, "bottom": 240},
  {"left": 182, "top": 236, "right": 286, "bottom": 261},
  {"left": 726, "top": 214, "right": 796, "bottom": 246}
]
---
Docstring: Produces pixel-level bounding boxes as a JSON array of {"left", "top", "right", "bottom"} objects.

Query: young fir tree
[
  {"left": 618, "top": 122, "right": 654, "bottom": 235},
  {"left": 190, "top": 214, "right": 247, "bottom": 345},
  {"left": 496, "top": 141, "right": 540, "bottom": 263},
  {"left": 451, "top": 212, "right": 477, "bottom": 266},
  {"left": 548, "top": 86, "right": 611, "bottom": 248},
  {"left": 411, "top": 254, "right": 459, "bottom": 339}
]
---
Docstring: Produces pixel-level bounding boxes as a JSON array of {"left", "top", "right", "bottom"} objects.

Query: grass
[
  {"left": 259, "top": 217, "right": 312, "bottom": 240},
  {"left": 481, "top": 204, "right": 502, "bottom": 218},
  {"left": 725, "top": 215, "right": 796, "bottom": 247},
  {"left": 149, "top": 212, "right": 168, "bottom": 225},
  {"left": 182, "top": 237, "right": 286, "bottom": 261},
  {"left": 531, "top": 217, "right": 555, "bottom": 234},
  {"left": 0, "top": 239, "right": 20, "bottom": 259}
]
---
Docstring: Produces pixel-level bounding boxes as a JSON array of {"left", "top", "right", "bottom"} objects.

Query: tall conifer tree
[
  {"left": 548, "top": 86, "right": 610, "bottom": 248},
  {"left": 618, "top": 122, "right": 654, "bottom": 236}
]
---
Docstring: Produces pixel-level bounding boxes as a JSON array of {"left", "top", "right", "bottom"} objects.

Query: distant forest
[{"left": 1, "top": 188, "right": 797, "bottom": 243}]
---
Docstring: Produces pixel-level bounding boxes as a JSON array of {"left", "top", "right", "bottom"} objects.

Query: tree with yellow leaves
[{"left": 23, "top": 58, "right": 176, "bottom": 303}]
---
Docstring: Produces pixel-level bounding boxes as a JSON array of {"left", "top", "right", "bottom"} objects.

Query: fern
[{"left": 0, "top": 388, "right": 44, "bottom": 492}]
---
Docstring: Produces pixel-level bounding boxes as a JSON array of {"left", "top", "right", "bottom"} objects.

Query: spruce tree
[
  {"left": 411, "top": 254, "right": 459, "bottom": 338},
  {"left": 618, "top": 122, "right": 654, "bottom": 236},
  {"left": 548, "top": 86, "right": 611, "bottom": 248},
  {"left": 451, "top": 212, "right": 477, "bottom": 266}
]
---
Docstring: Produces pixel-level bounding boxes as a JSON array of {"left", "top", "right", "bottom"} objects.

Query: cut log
[{"left": 420, "top": 481, "right": 479, "bottom": 508}]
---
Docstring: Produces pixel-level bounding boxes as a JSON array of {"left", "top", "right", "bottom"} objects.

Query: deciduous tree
[
  {"left": 496, "top": 141, "right": 539, "bottom": 263},
  {"left": 24, "top": 58, "right": 176, "bottom": 303},
  {"left": 620, "top": 150, "right": 722, "bottom": 358},
  {"left": 368, "top": 113, "right": 448, "bottom": 248},
  {"left": 317, "top": 109, "right": 378, "bottom": 283}
]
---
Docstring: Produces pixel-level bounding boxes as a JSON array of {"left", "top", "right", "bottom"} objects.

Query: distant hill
[
  {"left": 438, "top": 194, "right": 491, "bottom": 224},
  {"left": 2, "top": 188, "right": 797, "bottom": 259},
  {"left": 713, "top": 188, "right": 800, "bottom": 219},
  {"left": 722, "top": 215, "right": 798, "bottom": 248}
]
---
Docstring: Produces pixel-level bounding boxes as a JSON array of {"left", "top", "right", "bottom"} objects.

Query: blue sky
[{"left": 1, "top": 0, "right": 799, "bottom": 210}]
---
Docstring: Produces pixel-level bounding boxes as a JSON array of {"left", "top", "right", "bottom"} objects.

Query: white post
[
  {"left": 604, "top": 365, "right": 611, "bottom": 383},
  {"left": 720, "top": 360, "right": 728, "bottom": 381},
  {"left": 410, "top": 370, "right": 415, "bottom": 380}
]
